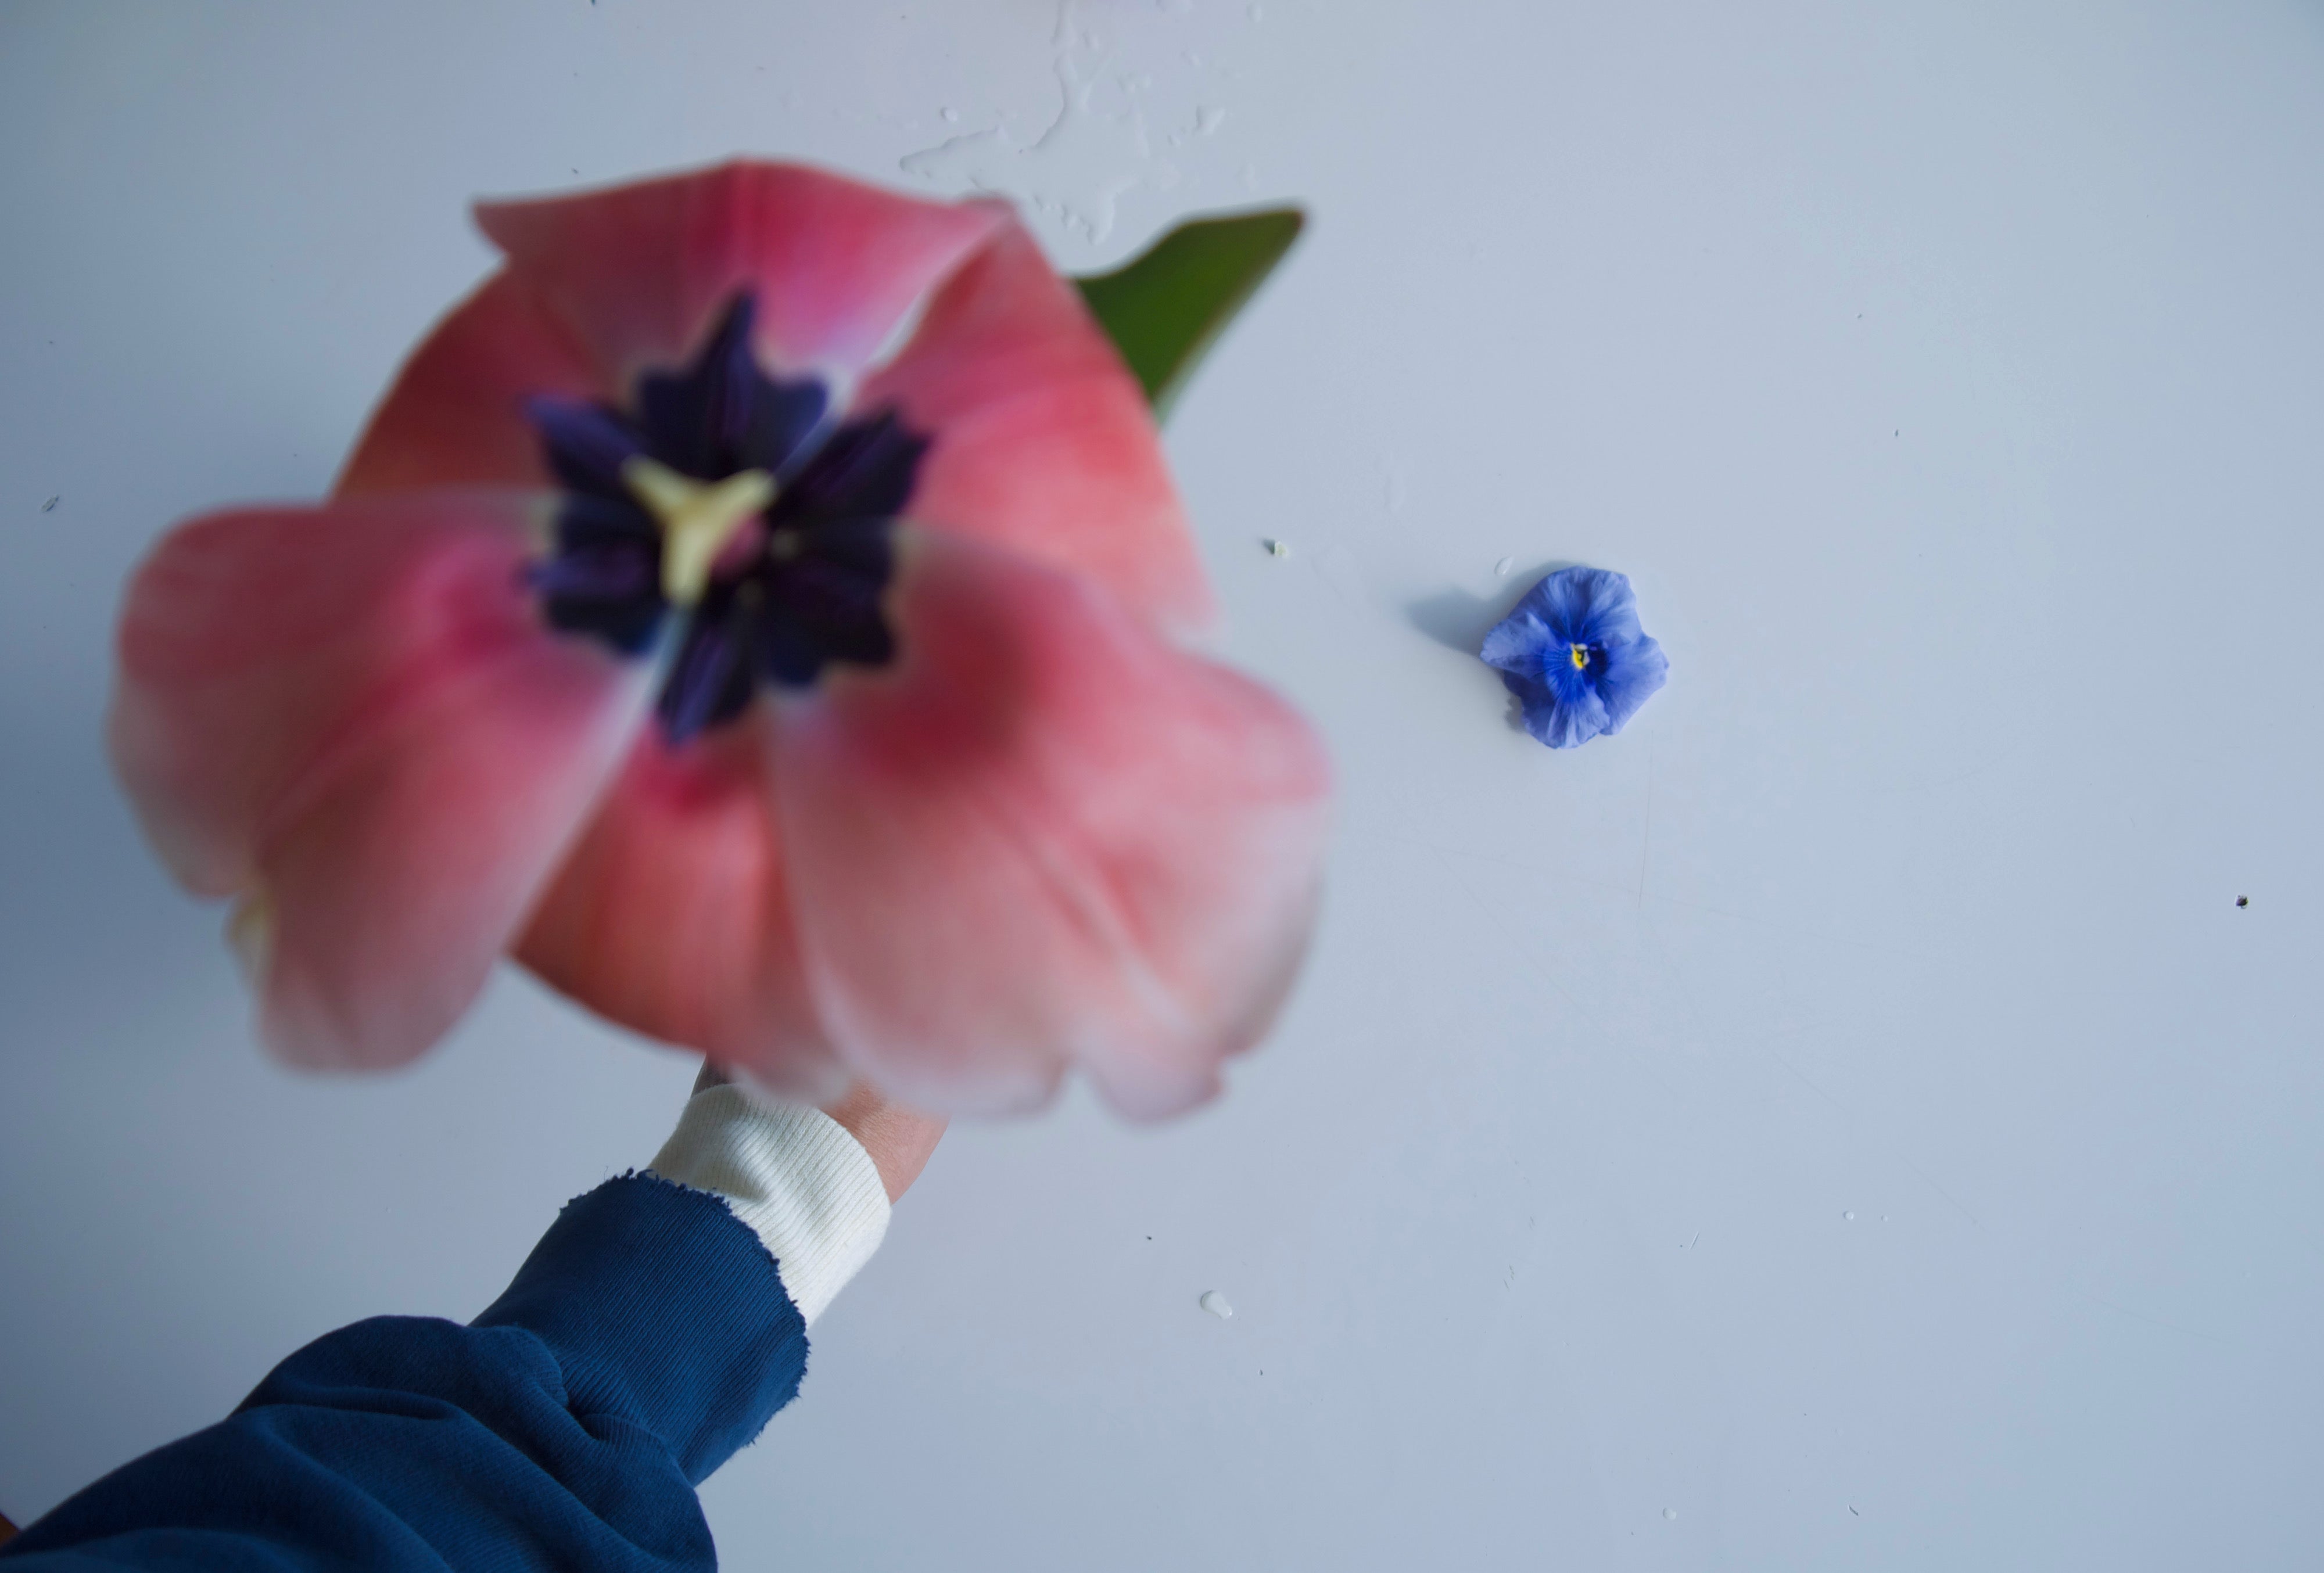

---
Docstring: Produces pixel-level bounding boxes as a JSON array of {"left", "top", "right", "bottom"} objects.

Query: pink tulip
[{"left": 110, "top": 161, "right": 1331, "bottom": 1119}]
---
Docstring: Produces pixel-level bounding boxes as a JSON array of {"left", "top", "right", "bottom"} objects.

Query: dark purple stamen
[
  {"left": 781, "top": 410, "right": 925, "bottom": 520},
  {"left": 525, "top": 398, "right": 647, "bottom": 497},
  {"left": 658, "top": 609, "right": 745, "bottom": 744},
  {"left": 524, "top": 292, "right": 928, "bottom": 741}
]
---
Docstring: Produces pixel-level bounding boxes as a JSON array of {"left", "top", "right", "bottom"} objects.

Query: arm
[{"left": 0, "top": 1076, "right": 938, "bottom": 1571}]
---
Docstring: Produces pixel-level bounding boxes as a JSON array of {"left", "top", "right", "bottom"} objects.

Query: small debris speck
[
  {"left": 2236, "top": 895, "right": 2249, "bottom": 908},
  {"left": 41, "top": 495, "right": 60, "bottom": 512},
  {"left": 1849, "top": 1506, "right": 1860, "bottom": 1517},
  {"left": 1199, "top": 1290, "right": 1234, "bottom": 1320},
  {"left": 1263, "top": 538, "right": 1290, "bottom": 559}
]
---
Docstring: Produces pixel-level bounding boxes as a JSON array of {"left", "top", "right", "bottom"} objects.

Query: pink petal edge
[
  {"left": 110, "top": 491, "right": 652, "bottom": 1069},
  {"left": 766, "top": 527, "right": 1330, "bottom": 1121},
  {"left": 476, "top": 160, "right": 1006, "bottom": 393},
  {"left": 860, "top": 216, "right": 1213, "bottom": 634}
]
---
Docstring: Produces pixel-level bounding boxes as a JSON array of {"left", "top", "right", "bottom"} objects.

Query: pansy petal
[
  {"left": 515, "top": 719, "right": 848, "bottom": 1103},
  {"left": 1501, "top": 669, "right": 1610, "bottom": 749},
  {"left": 475, "top": 161, "right": 1005, "bottom": 390},
  {"left": 336, "top": 271, "right": 608, "bottom": 498},
  {"left": 1479, "top": 610, "right": 1552, "bottom": 676},
  {"left": 857, "top": 220, "right": 1212, "bottom": 633},
  {"left": 1595, "top": 635, "right": 1670, "bottom": 734},
  {"left": 1532, "top": 566, "right": 1643, "bottom": 649},
  {"left": 766, "top": 528, "right": 1329, "bottom": 1120},
  {"left": 109, "top": 491, "right": 652, "bottom": 1068}
]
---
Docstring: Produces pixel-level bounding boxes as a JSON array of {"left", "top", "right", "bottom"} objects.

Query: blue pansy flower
[{"left": 1480, "top": 566, "right": 1669, "bottom": 749}]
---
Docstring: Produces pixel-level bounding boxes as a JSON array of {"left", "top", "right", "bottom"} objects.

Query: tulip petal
[
  {"left": 766, "top": 529, "right": 1329, "bottom": 1120},
  {"left": 858, "top": 220, "right": 1213, "bottom": 633},
  {"left": 337, "top": 270, "right": 609, "bottom": 497},
  {"left": 475, "top": 160, "right": 1005, "bottom": 391},
  {"left": 109, "top": 492, "right": 652, "bottom": 1068},
  {"left": 515, "top": 720, "right": 848, "bottom": 1103}
]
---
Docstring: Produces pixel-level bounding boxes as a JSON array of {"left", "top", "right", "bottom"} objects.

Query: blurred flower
[
  {"left": 1480, "top": 566, "right": 1667, "bottom": 748},
  {"left": 111, "top": 161, "right": 1330, "bottom": 1120}
]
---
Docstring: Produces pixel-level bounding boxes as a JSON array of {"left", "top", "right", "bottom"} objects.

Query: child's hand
[
  {"left": 820, "top": 1083, "right": 946, "bottom": 1202},
  {"left": 692, "top": 1061, "right": 945, "bottom": 1204}
]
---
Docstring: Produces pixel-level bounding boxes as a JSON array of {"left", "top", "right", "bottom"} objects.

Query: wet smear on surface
[{"left": 900, "top": 0, "right": 1192, "bottom": 246}]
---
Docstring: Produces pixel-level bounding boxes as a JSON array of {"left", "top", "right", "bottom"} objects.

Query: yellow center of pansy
[
  {"left": 620, "top": 456, "right": 778, "bottom": 605},
  {"left": 1569, "top": 642, "right": 1591, "bottom": 670}
]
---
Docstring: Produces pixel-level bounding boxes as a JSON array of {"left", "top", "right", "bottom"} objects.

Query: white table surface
[{"left": 6, "top": 2, "right": 2323, "bottom": 1567}]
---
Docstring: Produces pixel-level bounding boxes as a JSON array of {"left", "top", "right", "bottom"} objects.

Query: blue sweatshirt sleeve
[{"left": 0, "top": 1173, "right": 805, "bottom": 1571}]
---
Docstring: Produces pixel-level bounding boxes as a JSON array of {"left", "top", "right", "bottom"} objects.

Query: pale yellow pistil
[
  {"left": 1569, "top": 642, "right": 1591, "bottom": 670},
  {"left": 621, "top": 455, "right": 777, "bottom": 605}
]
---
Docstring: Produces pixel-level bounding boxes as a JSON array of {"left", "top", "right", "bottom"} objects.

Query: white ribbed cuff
[{"left": 646, "top": 1086, "right": 890, "bottom": 1327}]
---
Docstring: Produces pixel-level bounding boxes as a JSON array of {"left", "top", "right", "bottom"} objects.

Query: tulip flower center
[
  {"left": 619, "top": 457, "right": 777, "bottom": 605},
  {"left": 525, "top": 292, "right": 927, "bottom": 744}
]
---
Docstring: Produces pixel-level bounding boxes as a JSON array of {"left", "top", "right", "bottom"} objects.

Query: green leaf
[{"left": 1074, "top": 207, "right": 1304, "bottom": 424}]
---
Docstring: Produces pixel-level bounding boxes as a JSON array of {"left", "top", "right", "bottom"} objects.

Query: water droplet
[
  {"left": 1200, "top": 1290, "right": 1235, "bottom": 1319},
  {"left": 1494, "top": 556, "right": 1515, "bottom": 577},
  {"left": 1662, "top": 1507, "right": 1679, "bottom": 1522},
  {"left": 1263, "top": 538, "right": 1290, "bottom": 558},
  {"left": 41, "top": 495, "right": 59, "bottom": 512},
  {"left": 1843, "top": 1210, "right": 1856, "bottom": 1221},
  {"left": 1196, "top": 105, "right": 1227, "bottom": 136},
  {"left": 1240, "top": 163, "right": 1260, "bottom": 189},
  {"left": 941, "top": 106, "right": 960, "bottom": 123},
  {"left": 1247, "top": 1, "right": 1266, "bottom": 18}
]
